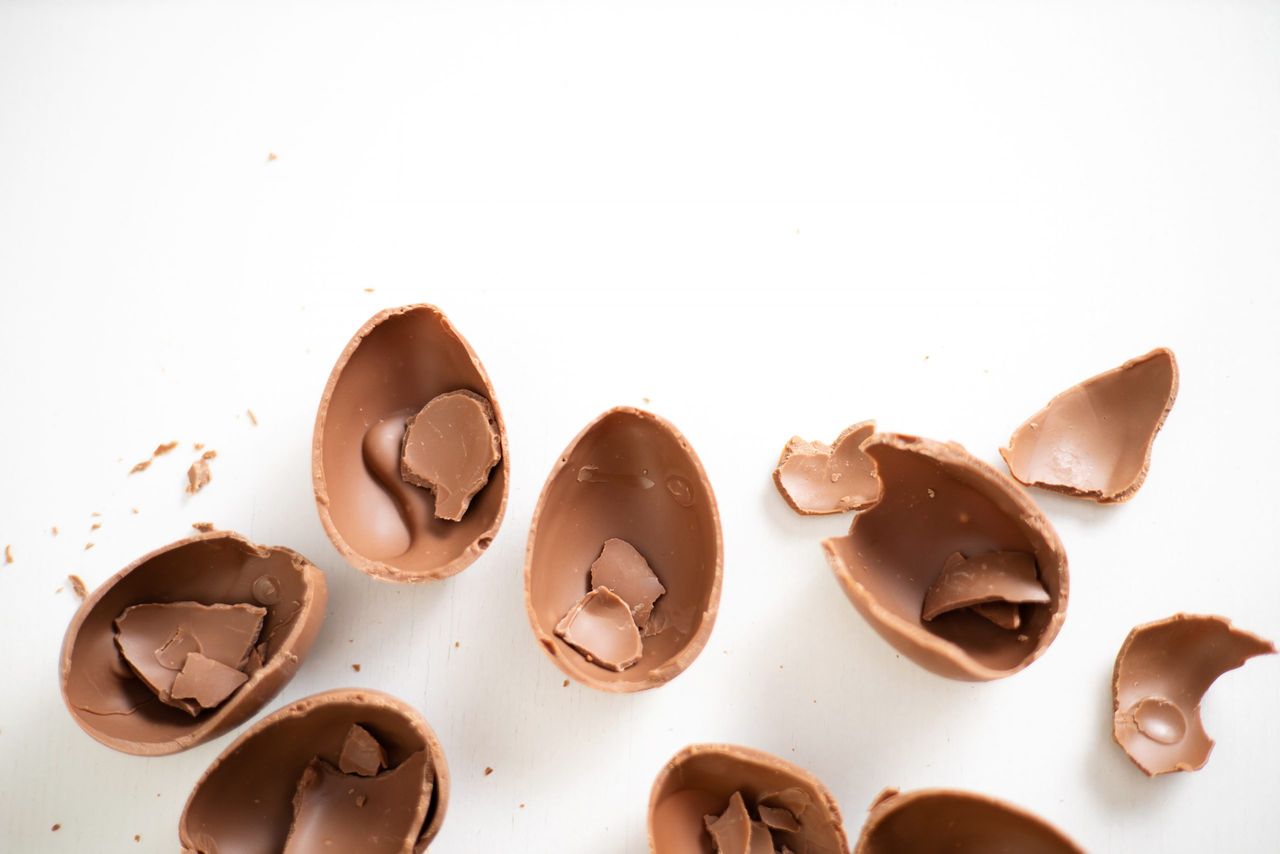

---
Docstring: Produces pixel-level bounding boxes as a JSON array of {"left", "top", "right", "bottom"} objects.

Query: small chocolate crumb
[
  {"left": 130, "top": 507, "right": 139, "bottom": 515},
  {"left": 51, "top": 527, "right": 58, "bottom": 536},
  {"left": 90, "top": 522, "right": 101, "bottom": 531},
  {"left": 202, "top": 449, "right": 218, "bottom": 460},
  {"left": 84, "top": 543, "right": 94, "bottom": 551},
  {"left": 193, "top": 443, "right": 205, "bottom": 451},
  {"left": 91, "top": 511, "right": 101, "bottom": 517},
  {"left": 192, "top": 522, "right": 215, "bottom": 532},
  {"left": 519, "top": 803, "right": 526, "bottom": 809},
  {"left": 484, "top": 767, "right": 494, "bottom": 776},
  {"left": 267, "top": 152, "right": 278, "bottom": 162},
  {"left": 351, "top": 663, "right": 361, "bottom": 672},
  {"left": 363, "top": 287, "right": 375, "bottom": 293},
  {"left": 134, "top": 835, "right": 141, "bottom": 842},
  {"left": 3, "top": 544, "right": 12, "bottom": 564},
  {"left": 562, "top": 679, "right": 569, "bottom": 687},
  {"left": 153, "top": 441, "right": 178, "bottom": 456},
  {"left": 454, "top": 641, "right": 460, "bottom": 648},
  {"left": 247, "top": 409, "right": 258, "bottom": 426},
  {"left": 187, "top": 459, "right": 212, "bottom": 494},
  {"left": 130, "top": 459, "right": 152, "bottom": 474},
  {"left": 68, "top": 575, "right": 88, "bottom": 600},
  {"left": 51, "top": 824, "right": 61, "bottom": 832}
]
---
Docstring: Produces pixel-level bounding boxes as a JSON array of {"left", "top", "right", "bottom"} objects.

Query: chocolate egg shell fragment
[
  {"left": 773, "top": 421, "right": 879, "bottom": 515},
  {"left": 313, "top": 304, "right": 509, "bottom": 582},
  {"left": 1000, "top": 348, "right": 1177, "bottom": 503},
  {"left": 180, "top": 689, "right": 449, "bottom": 854},
  {"left": 59, "top": 532, "right": 327, "bottom": 755},
  {"left": 822, "top": 434, "right": 1068, "bottom": 681},
  {"left": 1112, "top": 613, "right": 1275, "bottom": 776},
  {"left": 525, "top": 407, "right": 722, "bottom": 692},
  {"left": 854, "top": 788, "right": 1082, "bottom": 853},
  {"left": 649, "top": 743, "right": 849, "bottom": 854}
]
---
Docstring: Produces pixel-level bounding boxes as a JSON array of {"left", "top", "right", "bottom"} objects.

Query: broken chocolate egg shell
[
  {"left": 1000, "top": 348, "right": 1177, "bottom": 503},
  {"left": 854, "top": 788, "right": 1082, "bottom": 853},
  {"left": 1112, "top": 613, "right": 1275, "bottom": 776},
  {"left": 313, "top": 304, "right": 509, "bottom": 582},
  {"left": 180, "top": 689, "right": 449, "bottom": 854},
  {"left": 59, "top": 532, "right": 327, "bottom": 755},
  {"left": 525, "top": 407, "right": 722, "bottom": 692},
  {"left": 822, "top": 434, "right": 1068, "bottom": 681},
  {"left": 649, "top": 743, "right": 850, "bottom": 854},
  {"left": 773, "top": 420, "right": 879, "bottom": 515}
]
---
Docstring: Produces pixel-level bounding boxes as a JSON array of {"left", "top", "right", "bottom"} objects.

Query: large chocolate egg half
[
  {"left": 313, "top": 304, "right": 509, "bottom": 582},
  {"left": 649, "top": 743, "right": 850, "bottom": 854},
  {"left": 854, "top": 788, "right": 1083, "bottom": 853},
  {"left": 822, "top": 434, "right": 1068, "bottom": 681},
  {"left": 180, "top": 689, "right": 449, "bottom": 854},
  {"left": 60, "top": 532, "right": 327, "bottom": 755},
  {"left": 525, "top": 407, "right": 722, "bottom": 691}
]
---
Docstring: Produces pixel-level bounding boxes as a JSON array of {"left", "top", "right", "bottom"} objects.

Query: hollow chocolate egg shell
[
  {"left": 854, "top": 788, "right": 1082, "bottom": 853},
  {"left": 821, "top": 434, "right": 1067, "bottom": 681},
  {"left": 649, "top": 743, "right": 850, "bottom": 854},
  {"left": 180, "top": 689, "right": 449, "bottom": 854},
  {"left": 312, "top": 304, "right": 509, "bottom": 582},
  {"left": 525, "top": 407, "right": 722, "bottom": 692},
  {"left": 59, "top": 532, "right": 327, "bottom": 755}
]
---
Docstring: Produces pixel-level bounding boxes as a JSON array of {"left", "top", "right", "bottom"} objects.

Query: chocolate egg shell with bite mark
[
  {"left": 312, "top": 304, "right": 509, "bottom": 583},
  {"left": 648, "top": 743, "right": 850, "bottom": 854},
  {"left": 179, "top": 689, "right": 450, "bottom": 854},
  {"left": 822, "top": 434, "right": 1068, "bottom": 681},
  {"left": 854, "top": 788, "right": 1083, "bottom": 853},
  {"left": 525, "top": 407, "right": 722, "bottom": 692},
  {"left": 59, "top": 532, "right": 327, "bottom": 755}
]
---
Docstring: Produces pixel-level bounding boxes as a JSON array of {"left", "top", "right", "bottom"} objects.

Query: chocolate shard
[
  {"left": 757, "top": 804, "right": 800, "bottom": 832},
  {"left": 170, "top": 652, "right": 249, "bottom": 710},
  {"left": 972, "top": 601, "right": 1022, "bottom": 631},
  {"left": 773, "top": 421, "right": 879, "bottom": 515},
  {"left": 1112, "top": 613, "right": 1276, "bottom": 776},
  {"left": 1000, "top": 348, "right": 1178, "bottom": 504},
  {"left": 758, "top": 787, "right": 810, "bottom": 820},
  {"left": 588, "top": 538, "right": 666, "bottom": 629},
  {"left": 282, "top": 751, "right": 431, "bottom": 854},
  {"left": 401, "top": 389, "right": 503, "bottom": 522},
  {"left": 554, "top": 587, "right": 644, "bottom": 672},
  {"left": 704, "top": 791, "right": 773, "bottom": 854},
  {"left": 338, "top": 724, "right": 388, "bottom": 777},
  {"left": 113, "top": 602, "right": 265, "bottom": 715},
  {"left": 921, "top": 551, "right": 1049, "bottom": 623}
]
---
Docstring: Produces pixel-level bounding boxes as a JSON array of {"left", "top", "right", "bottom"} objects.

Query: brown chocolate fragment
[
  {"left": 114, "top": 602, "right": 265, "bottom": 715},
  {"left": 400, "top": 390, "right": 503, "bottom": 522},
  {"left": 759, "top": 788, "right": 809, "bottom": 822},
  {"left": 773, "top": 421, "right": 879, "bottom": 515},
  {"left": 705, "top": 791, "right": 773, "bottom": 854},
  {"left": 1000, "top": 348, "right": 1178, "bottom": 503},
  {"left": 154, "top": 441, "right": 178, "bottom": 456},
  {"left": 192, "top": 522, "right": 215, "bottom": 533},
  {"left": 282, "top": 752, "right": 430, "bottom": 854},
  {"left": 339, "top": 724, "right": 388, "bottom": 777},
  {"left": 758, "top": 804, "right": 800, "bottom": 832},
  {"left": 68, "top": 574, "right": 88, "bottom": 600},
  {"left": 5, "top": 544, "right": 14, "bottom": 563},
  {"left": 1112, "top": 614, "right": 1275, "bottom": 776},
  {"left": 921, "top": 551, "right": 1049, "bottom": 624},
  {"left": 171, "top": 652, "right": 250, "bottom": 709},
  {"left": 313, "top": 305, "right": 510, "bottom": 583},
  {"left": 130, "top": 459, "right": 152, "bottom": 474},
  {"left": 822, "top": 434, "right": 1068, "bottom": 681},
  {"left": 247, "top": 409, "right": 258, "bottom": 426},
  {"left": 187, "top": 459, "right": 212, "bottom": 493},
  {"left": 527, "top": 408, "right": 722, "bottom": 692},
  {"left": 589, "top": 538, "right": 666, "bottom": 629},
  {"left": 84, "top": 542, "right": 94, "bottom": 551},
  {"left": 854, "top": 787, "right": 1082, "bottom": 852},
  {"left": 554, "top": 587, "right": 644, "bottom": 672}
]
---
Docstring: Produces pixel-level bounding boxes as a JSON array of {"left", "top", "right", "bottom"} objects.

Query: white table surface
[{"left": 2, "top": 2, "right": 1278, "bottom": 852}]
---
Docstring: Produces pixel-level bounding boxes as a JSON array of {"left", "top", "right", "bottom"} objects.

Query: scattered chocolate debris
[
  {"left": 562, "top": 679, "right": 569, "bottom": 687},
  {"left": 187, "top": 459, "right": 212, "bottom": 494},
  {"left": 91, "top": 522, "right": 102, "bottom": 531},
  {"left": 484, "top": 767, "right": 494, "bottom": 776},
  {"left": 267, "top": 152, "right": 278, "bottom": 162},
  {"left": 202, "top": 450, "right": 218, "bottom": 460},
  {"left": 134, "top": 835, "right": 141, "bottom": 842},
  {"left": 247, "top": 409, "right": 258, "bottom": 426},
  {"left": 51, "top": 824, "right": 61, "bottom": 832},
  {"left": 351, "top": 663, "right": 361, "bottom": 672},
  {"left": 130, "top": 459, "right": 152, "bottom": 474},
  {"left": 154, "top": 441, "right": 179, "bottom": 456},
  {"left": 194, "top": 443, "right": 205, "bottom": 451},
  {"left": 3, "top": 544, "right": 12, "bottom": 564},
  {"left": 131, "top": 507, "right": 139, "bottom": 514},
  {"left": 51, "top": 527, "right": 58, "bottom": 536},
  {"left": 84, "top": 543, "right": 94, "bottom": 551},
  {"left": 192, "top": 522, "right": 215, "bottom": 532},
  {"left": 69, "top": 575, "right": 88, "bottom": 600},
  {"left": 363, "top": 287, "right": 375, "bottom": 293}
]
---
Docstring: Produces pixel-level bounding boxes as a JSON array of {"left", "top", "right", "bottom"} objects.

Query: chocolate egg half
[
  {"left": 854, "top": 788, "right": 1083, "bottom": 853},
  {"left": 313, "top": 304, "right": 509, "bottom": 582},
  {"left": 649, "top": 743, "right": 850, "bottom": 854},
  {"left": 525, "top": 407, "right": 722, "bottom": 691},
  {"left": 179, "top": 689, "right": 450, "bottom": 854},
  {"left": 60, "top": 532, "right": 327, "bottom": 755},
  {"left": 822, "top": 434, "right": 1068, "bottom": 681}
]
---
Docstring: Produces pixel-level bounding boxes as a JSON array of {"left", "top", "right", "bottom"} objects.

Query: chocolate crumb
[
  {"left": 562, "top": 679, "right": 569, "bottom": 687},
  {"left": 3, "top": 544, "right": 12, "bottom": 564},
  {"left": 153, "top": 441, "right": 178, "bottom": 456},
  {"left": 187, "top": 459, "right": 212, "bottom": 494},
  {"left": 134, "top": 835, "right": 141, "bottom": 842},
  {"left": 68, "top": 575, "right": 88, "bottom": 600},
  {"left": 202, "top": 449, "right": 217, "bottom": 460},
  {"left": 91, "top": 511, "right": 101, "bottom": 517},
  {"left": 484, "top": 767, "right": 494, "bottom": 776},
  {"left": 90, "top": 522, "right": 101, "bottom": 531},
  {"left": 51, "top": 824, "right": 61, "bottom": 832},
  {"left": 363, "top": 288, "right": 375, "bottom": 293},
  {"left": 247, "top": 409, "right": 258, "bottom": 426},
  {"left": 519, "top": 803, "right": 525, "bottom": 809},
  {"left": 130, "top": 459, "right": 152, "bottom": 474},
  {"left": 454, "top": 641, "right": 460, "bottom": 648},
  {"left": 194, "top": 443, "right": 205, "bottom": 451},
  {"left": 351, "top": 664, "right": 361, "bottom": 672},
  {"left": 51, "top": 527, "right": 58, "bottom": 536},
  {"left": 55, "top": 586, "right": 63, "bottom": 593},
  {"left": 84, "top": 543, "right": 94, "bottom": 551},
  {"left": 267, "top": 152, "right": 278, "bottom": 162},
  {"left": 192, "top": 522, "right": 215, "bottom": 532},
  {"left": 130, "top": 508, "right": 139, "bottom": 515}
]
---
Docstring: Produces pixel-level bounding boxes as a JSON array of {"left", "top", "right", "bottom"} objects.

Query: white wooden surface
[{"left": 2, "top": 2, "right": 1278, "bottom": 851}]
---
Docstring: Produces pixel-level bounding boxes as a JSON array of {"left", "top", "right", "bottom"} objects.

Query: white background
[{"left": 1, "top": 1, "right": 1278, "bottom": 851}]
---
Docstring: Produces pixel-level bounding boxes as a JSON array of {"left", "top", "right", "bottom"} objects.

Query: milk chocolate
[
  {"left": 757, "top": 804, "right": 801, "bottom": 832},
  {"left": 180, "top": 690, "right": 449, "bottom": 854},
  {"left": 60, "top": 532, "right": 326, "bottom": 755},
  {"left": 554, "top": 587, "right": 644, "bottom": 672},
  {"left": 589, "top": 538, "right": 666, "bottom": 629},
  {"left": 1000, "top": 348, "right": 1178, "bottom": 503},
  {"left": 854, "top": 788, "right": 1082, "bottom": 852},
  {"left": 822, "top": 434, "right": 1068, "bottom": 680},
  {"left": 526, "top": 408, "right": 722, "bottom": 692},
  {"left": 1112, "top": 613, "right": 1275, "bottom": 776},
  {"left": 921, "top": 551, "right": 1049, "bottom": 624},
  {"left": 186, "top": 459, "right": 212, "bottom": 493},
  {"left": 773, "top": 421, "right": 879, "bottom": 515},
  {"left": 400, "top": 389, "right": 502, "bottom": 522},
  {"left": 649, "top": 744, "right": 850, "bottom": 854},
  {"left": 171, "top": 653, "right": 250, "bottom": 710},
  {"left": 339, "top": 724, "right": 388, "bottom": 777},
  {"left": 705, "top": 791, "right": 773, "bottom": 854},
  {"left": 313, "top": 305, "right": 510, "bottom": 582}
]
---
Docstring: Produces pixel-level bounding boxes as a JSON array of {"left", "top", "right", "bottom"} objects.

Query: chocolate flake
[
  {"left": 187, "top": 459, "right": 212, "bottom": 494},
  {"left": 154, "top": 441, "right": 178, "bottom": 456},
  {"left": 68, "top": 575, "right": 88, "bottom": 600},
  {"left": 921, "top": 551, "right": 1049, "bottom": 624},
  {"left": 554, "top": 587, "right": 643, "bottom": 672},
  {"left": 773, "top": 420, "right": 879, "bottom": 515},
  {"left": 338, "top": 724, "right": 388, "bottom": 777},
  {"left": 588, "top": 538, "right": 665, "bottom": 629},
  {"left": 401, "top": 390, "right": 502, "bottom": 522},
  {"left": 192, "top": 522, "right": 215, "bottom": 532}
]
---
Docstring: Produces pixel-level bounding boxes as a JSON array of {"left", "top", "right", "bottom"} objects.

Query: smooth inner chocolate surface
[
  {"left": 180, "top": 690, "right": 448, "bottom": 854},
  {"left": 400, "top": 389, "right": 502, "bottom": 522},
  {"left": 61, "top": 533, "right": 326, "bottom": 755},
  {"left": 773, "top": 421, "right": 879, "bottom": 515},
  {"left": 282, "top": 752, "right": 430, "bottom": 854},
  {"left": 921, "top": 551, "right": 1049, "bottom": 622},
  {"left": 822, "top": 435, "right": 1067, "bottom": 681},
  {"left": 588, "top": 538, "right": 666, "bottom": 629},
  {"left": 314, "top": 305, "right": 508, "bottom": 582},
  {"left": 527, "top": 408, "right": 721, "bottom": 691},
  {"left": 1001, "top": 348, "right": 1177, "bottom": 503},
  {"left": 554, "top": 587, "right": 645, "bottom": 672},
  {"left": 170, "top": 653, "right": 251, "bottom": 710},
  {"left": 1112, "top": 614, "right": 1275, "bottom": 776},
  {"left": 854, "top": 788, "right": 1082, "bottom": 853}
]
